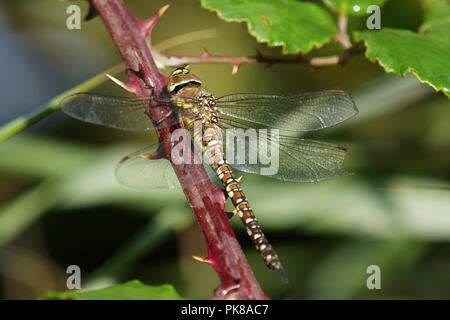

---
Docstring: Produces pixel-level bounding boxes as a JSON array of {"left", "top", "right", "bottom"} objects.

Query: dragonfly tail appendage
[{"left": 215, "top": 161, "right": 288, "bottom": 282}]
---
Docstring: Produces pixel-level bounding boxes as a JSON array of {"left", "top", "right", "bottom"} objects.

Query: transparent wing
[
  {"left": 61, "top": 93, "right": 159, "bottom": 131},
  {"left": 216, "top": 90, "right": 358, "bottom": 132},
  {"left": 116, "top": 144, "right": 180, "bottom": 188},
  {"left": 220, "top": 119, "right": 350, "bottom": 182},
  {"left": 115, "top": 144, "right": 219, "bottom": 189}
]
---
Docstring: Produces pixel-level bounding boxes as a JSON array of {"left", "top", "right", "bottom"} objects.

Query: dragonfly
[{"left": 61, "top": 66, "right": 358, "bottom": 282}]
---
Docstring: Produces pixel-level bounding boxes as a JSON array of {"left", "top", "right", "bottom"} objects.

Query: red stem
[{"left": 91, "top": 0, "right": 267, "bottom": 300}]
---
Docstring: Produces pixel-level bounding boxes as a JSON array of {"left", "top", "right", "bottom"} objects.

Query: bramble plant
[
  {"left": 0, "top": 0, "right": 448, "bottom": 301},
  {"left": 200, "top": 0, "right": 449, "bottom": 96}
]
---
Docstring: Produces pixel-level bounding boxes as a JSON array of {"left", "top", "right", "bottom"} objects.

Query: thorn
[
  {"left": 136, "top": 154, "right": 151, "bottom": 160},
  {"left": 201, "top": 47, "right": 211, "bottom": 58},
  {"left": 158, "top": 4, "right": 171, "bottom": 17},
  {"left": 133, "top": 49, "right": 145, "bottom": 70},
  {"left": 105, "top": 73, "right": 135, "bottom": 94},
  {"left": 255, "top": 47, "right": 263, "bottom": 60},
  {"left": 192, "top": 255, "right": 204, "bottom": 263},
  {"left": 136, "top": 151, "right": 160, "bottom": 160},
  {"left": 132, "top": 49, "right": 154, "bottom": 88},
  {"left": 192, "top": 255, "right": 213, "bottom": 266},
  {"left": 218, "top": 284, "right": 241, "bottom": 298},
  {"left": 231, "top": 63, "right": 240, "bottom": 75},
  {"left": 236, "top": 176, "right": 243, "bottom": 183},
  {"left": 138, "top": 4, "right": 170, "bottom": 38}
]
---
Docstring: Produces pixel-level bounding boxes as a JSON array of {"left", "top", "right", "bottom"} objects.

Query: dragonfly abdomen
[
  {"left": 202, "top": 126, "right": 287, "bottom": 282},
  {"left": 216, "top": 161, "right": 287, "bottom": 282}
]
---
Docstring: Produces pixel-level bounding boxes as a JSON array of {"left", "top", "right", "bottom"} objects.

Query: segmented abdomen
[{"left": 201, "top": 126, "right": 287, "bottom": 281}]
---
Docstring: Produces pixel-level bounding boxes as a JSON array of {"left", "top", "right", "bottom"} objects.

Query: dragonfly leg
[{"left": 177, "top": 111, "right": 185, "bottom": 128}]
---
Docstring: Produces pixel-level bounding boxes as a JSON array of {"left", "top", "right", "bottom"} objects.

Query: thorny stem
[
  {"left": 152, "top": 14, "right": 354, "bottom": 71},
  {"left": 337, "top": 14, "right": 352, "bottom": 50},
  {"left": 91, "top": 0, "right": 267, "bottom": 300},
  {"left": 309, "top": 14, "right": 352, "bottom": 67}
]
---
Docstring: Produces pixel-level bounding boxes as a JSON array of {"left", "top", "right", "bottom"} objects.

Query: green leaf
[
  {"left": 353, "top": 3, "right": 450, "bottom": 97},
  {"left": 323, "top": 0, "right": 387, "bottom": 17},
  {"left": 40, "top": 280, "right": 186, "bottom": 300},
  {"left": 200, "top": 0, "right": 337, "bottom": 54},
  {"left": 354, "top": 28, "right": 450, "bottom": 97}
]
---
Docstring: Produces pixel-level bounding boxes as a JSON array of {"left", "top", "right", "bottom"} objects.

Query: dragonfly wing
[
  {"left": 115, "top": 144, "right": 181, "bottom": 189},
  {"left": 61, "top": 93, "right": 156, "bottom": 131},
  {"left": 221, "top": 120, "right": 350, "bottom": 182},
  {"left": 116, "top": 144, "right": 219, "bottom": 189},
  {"left": 216, "top": 90, "right": 358, "bottom": 132}
]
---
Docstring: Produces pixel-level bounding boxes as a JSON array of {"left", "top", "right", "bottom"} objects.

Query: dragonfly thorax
[
  {"left": 177, "top": 88, "right": 220, "bottom": 128},
  {"left": 168, "top": 68, "right": 220, "bottom": 126}
]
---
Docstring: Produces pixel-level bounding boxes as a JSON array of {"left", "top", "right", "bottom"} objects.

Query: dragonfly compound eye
[
  {"left": 171, "top": 67, "right": 190, "bottom": 76},
  {"left": 167, "top": 72, "right": 202, "bottom": 94}
]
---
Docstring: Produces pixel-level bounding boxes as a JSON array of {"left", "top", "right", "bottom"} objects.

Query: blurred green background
[{"left": 0, "top": 0, "right": 449, "bottom": 299}]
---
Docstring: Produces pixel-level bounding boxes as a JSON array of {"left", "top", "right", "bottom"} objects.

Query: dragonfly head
[{"left": 167, "top": 67, "right": 202, "bottom": 94}]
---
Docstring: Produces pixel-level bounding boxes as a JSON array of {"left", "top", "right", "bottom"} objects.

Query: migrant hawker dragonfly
[{"left": 61, "top": 67, "right": 358, "bottom": 281}]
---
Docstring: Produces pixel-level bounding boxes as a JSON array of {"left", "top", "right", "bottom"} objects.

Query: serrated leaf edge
[
  {"left": 353, "top": 30, "right": 449, "bottom": 97},
  {"left": 201, "top": 3, "right": 337, "bottom": 54}
]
